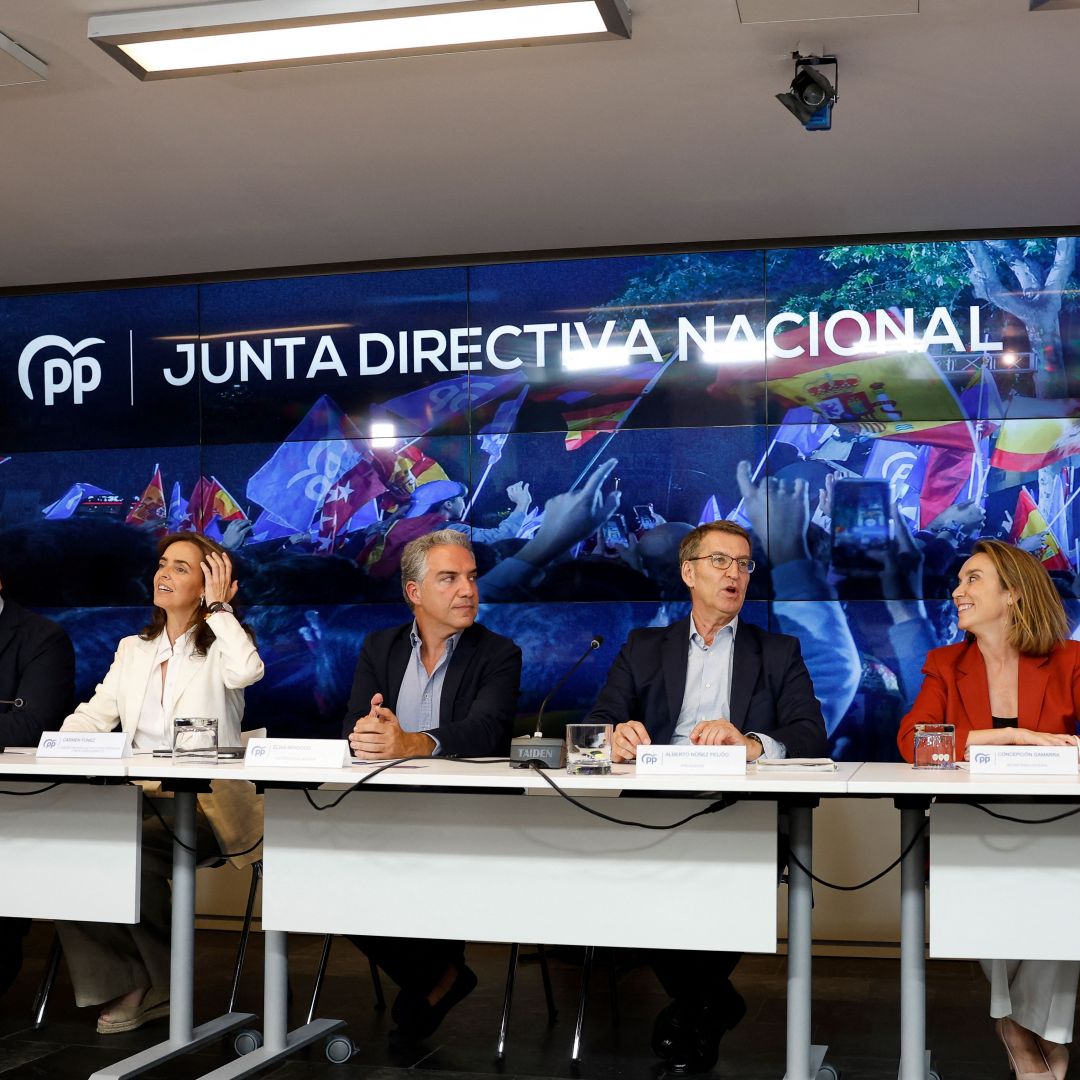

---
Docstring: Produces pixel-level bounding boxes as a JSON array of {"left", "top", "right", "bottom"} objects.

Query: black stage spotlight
[{"left": 777, "top": 54, "right": 838, "bottom": 131}]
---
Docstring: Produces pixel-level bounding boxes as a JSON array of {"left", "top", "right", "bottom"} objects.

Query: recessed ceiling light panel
[{"left": 88, "top": 0, "right": 631, "bottom": 80}]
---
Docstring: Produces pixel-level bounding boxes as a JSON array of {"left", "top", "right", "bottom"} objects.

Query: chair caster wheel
[
  {"left": 929, "top": 1070, "right": 941, "bottom": 1080},
  {"left": 233, "top": 1029, "right": 262, "bottom": 1056},
  {"left": 816, "top": 1066, "right": 839, "bottom": 1080},
  {"left": 326, "top": 1034, "right": 355, "bottom": 1063}
]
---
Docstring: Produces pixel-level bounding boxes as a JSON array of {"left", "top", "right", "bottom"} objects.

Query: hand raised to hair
[{"left": 201, "top": 551, "right": 239, "bottom": 606}]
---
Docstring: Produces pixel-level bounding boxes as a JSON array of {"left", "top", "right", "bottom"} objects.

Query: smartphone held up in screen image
[{"left": 831, "top": 478, "right": 892, "bottom": 575}]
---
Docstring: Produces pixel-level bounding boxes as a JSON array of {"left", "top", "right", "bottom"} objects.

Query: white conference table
[
  {"left": 124, "top": 756, "right": 859, "bottom": 1080},
  {"left": 15, "top": 752, "right": 1072, "bottom": 1080},
  {"left": 847, "top": 762, "right": 1080, "bottom": 1080},
  {"left": 0, "top": 752, "right": 262, "bottom": 1080}
]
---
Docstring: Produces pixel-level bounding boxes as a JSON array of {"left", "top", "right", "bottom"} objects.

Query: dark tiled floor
[{"left": 0, "top": 925, "right": 1038, "bottom": 1079}]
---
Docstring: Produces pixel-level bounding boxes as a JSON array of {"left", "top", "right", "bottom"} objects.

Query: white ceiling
[{"left": 2, "top": 0, "right": 1077, "bottom": 289}]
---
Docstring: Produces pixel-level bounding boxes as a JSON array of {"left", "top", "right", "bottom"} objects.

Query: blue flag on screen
[
  {"left": 375, "top": 372, "right": 527, "bottom": 437},
  {"left": 166, "top": 481, "right": 188, "bottom": 531},
  {"left": 249, "top": 510, "right": 296, "bottom": 544},
  {"left": 863, "top": 440, "right": 928, "bottom": 521},
  {"left": 42, "top": 482, "right": 113, "bottom": 520},
  {"left": 246, "top": 395, "right": 366, "bottom": 533},
  {"left": 478, "top": 387, "right": 528, "bottom": 460},
  {"left": 772, "top": 407, "right": 838, "bottom": 459},
  {"left": 959, "top": 364, "right": 1006, "bottom": 422},
  {"left": 699, "top": 495, "right": 723, "bottom": 525}
]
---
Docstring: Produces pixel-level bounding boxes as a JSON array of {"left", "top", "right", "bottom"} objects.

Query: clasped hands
[
  {"left": 611, "top": 719, "right": 764, "bottom": 763},
  {"left": 348, "top": 693, "right": 435, "bottom": 760}
]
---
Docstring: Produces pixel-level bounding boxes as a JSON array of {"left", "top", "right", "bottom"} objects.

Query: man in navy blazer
[
  {"left": 587, "top": 520, "right": 826, "bottom": 1073},
  {"left": 343, "top": 529, "right": 521, "bottom": 1049},
  {"left": 0, "top": 576, "right": 75, "bottom": 999}
]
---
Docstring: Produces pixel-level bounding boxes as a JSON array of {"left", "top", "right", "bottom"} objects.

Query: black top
[
  {"left": 0, "top": 599, "right": 75, "bottom": 745},
  {"left": 992, "top": 716, "right": 1018, "bottom": 728}
]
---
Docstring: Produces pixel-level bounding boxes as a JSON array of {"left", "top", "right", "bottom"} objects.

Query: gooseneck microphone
[
  {"left": 511, "top": 635, "right": 603, "bottom": 769},
  {"left": 533, "top": 635, "right": 603, "bottom": 739},
  {"left": 0, "top": 699, "right": 24, "bottom": 708}
]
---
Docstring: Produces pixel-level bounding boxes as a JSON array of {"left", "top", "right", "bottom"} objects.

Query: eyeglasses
[{"left": 686, "top": 553, "right": 755, "bottom": 574}]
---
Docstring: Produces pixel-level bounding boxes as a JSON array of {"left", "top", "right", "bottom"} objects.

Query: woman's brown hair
[
  {"left": 970, "top": 538, "right": 1068, "bottom": 656},
  {"left": 139, "top": 532, "right": 255, "bottom": 655}
]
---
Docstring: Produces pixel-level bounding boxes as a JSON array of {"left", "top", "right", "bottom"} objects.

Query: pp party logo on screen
[{"left": 18, "top": 334, "right": 104, "bottom": 405}]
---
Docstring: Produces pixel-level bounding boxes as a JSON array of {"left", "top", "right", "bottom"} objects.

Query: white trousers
[{"left": 980, "top": 959, "right": 1080, "bottom": 1044}]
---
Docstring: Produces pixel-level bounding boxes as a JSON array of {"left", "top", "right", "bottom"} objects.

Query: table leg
[
  {"left": 90, "top": 790, "right": 256, "bottom": 1080},
  {"left": 783, "top": 801, "right": 830, "bottom": 1080},
  {"left": 897, "top": 800, "right": 935, "bottom": 1080},
  {"left": 190, "top": 926, "right": 346, "bottom": 1078}
]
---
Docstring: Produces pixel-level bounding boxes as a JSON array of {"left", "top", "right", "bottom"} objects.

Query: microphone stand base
[{"left": 509, "top": 736, "right": 566, "bottom": 770}]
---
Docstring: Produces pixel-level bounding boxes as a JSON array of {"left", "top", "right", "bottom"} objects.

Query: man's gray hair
[{"left": 399, "top": 529, "right": 474, "bottom": 608}]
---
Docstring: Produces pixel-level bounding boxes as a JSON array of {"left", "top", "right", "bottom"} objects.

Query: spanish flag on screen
[
  {"left": 563, "top": 399, "right": 638, "bottom": 451},
  {"left": 125, "top": 464, "right": 166, "bottom": 532},
  {"left": 990, "top": 417, "right": 1080, "bottom": 473},
  {"left": 1009, "top": 488, "right": 1071, "bottom": 571}
]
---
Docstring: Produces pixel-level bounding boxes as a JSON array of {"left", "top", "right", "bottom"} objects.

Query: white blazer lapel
[
  {"left": 168, "top": 649, "right": 208, "bottom": 722},
  {"left": 122, "top": 636, "right": 158, "bottom": 736}
]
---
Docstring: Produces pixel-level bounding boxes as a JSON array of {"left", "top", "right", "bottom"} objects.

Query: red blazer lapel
[
  {"left": 1018, "top": 650, "right": 1051, "bottom": 730},
  {"left": 955, "top": 641, "right": 992, "bottom": 731}
]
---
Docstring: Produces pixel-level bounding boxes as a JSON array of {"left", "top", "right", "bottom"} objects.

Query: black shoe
[
  {"left": 651, "top": 991, "right": 747, "bottom": 1075},
  {"left": 390, "top": 965, "right": 478, "bottom": 1043}
]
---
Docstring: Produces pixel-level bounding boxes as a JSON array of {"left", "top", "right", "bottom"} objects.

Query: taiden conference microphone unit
[{"left": 511, "top": 635, "right": 603, "bottom": 769}]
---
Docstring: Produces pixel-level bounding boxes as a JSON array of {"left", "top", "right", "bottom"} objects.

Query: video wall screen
[{"left": 4, "top": 237, "right": 1080, "bottom": 759}]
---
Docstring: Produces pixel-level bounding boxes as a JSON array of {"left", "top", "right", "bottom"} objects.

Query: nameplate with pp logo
[
  {"left": 36, "top": 732, "right": 130, "bottom": 759},
  {"left": 244, "top": 738, "right": 351, "bottom": 769},
  {"left": 968, "top": 745, "right": 1079, "bottom": 776},
  {"left": 635, "top": 745, "right": 747, "bottom": 775}
]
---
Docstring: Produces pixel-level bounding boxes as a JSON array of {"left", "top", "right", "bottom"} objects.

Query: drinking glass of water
[
  {"left": 565, "top": 723, "right": 613, "bottom": 775},
  {"left": 173, "top": 716, "right": 219, "bottom": 764}
]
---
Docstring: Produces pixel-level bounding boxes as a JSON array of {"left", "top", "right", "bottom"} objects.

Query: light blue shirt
[
  {"left": 673, "top": 615, "right": 785, "bottom": 759},
  {"left": 394, "top": 622, "right": 463, "bottom": 755}
]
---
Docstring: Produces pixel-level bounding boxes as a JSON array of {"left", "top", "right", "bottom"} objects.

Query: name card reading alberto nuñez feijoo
[
  {"left": 243, "top": 738, "right": 351, "bottom": 769},
  {"left": 635, "top": 745, "right": 747, "bottom": 776},
  {"left": 968, "top": 745, "right": 1080, "bottom": 776},
  {"left": 37, "top": 732, "right": 130, "bottom": 759}
]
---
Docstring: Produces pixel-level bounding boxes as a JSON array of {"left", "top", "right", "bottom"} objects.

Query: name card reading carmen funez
[{"left": 36, "top": 732, "right": 130, "bottom": 759}]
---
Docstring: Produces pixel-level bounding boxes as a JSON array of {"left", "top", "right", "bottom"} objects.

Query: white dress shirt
[
  {"left": 672, "top": 615, "right": 786, "bottom": 759},
  {"left": 134, "top": 628, "right": 195, "bottom": 751}
]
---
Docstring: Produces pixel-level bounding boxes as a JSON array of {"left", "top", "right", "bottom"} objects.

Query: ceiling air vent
[{"left": 736, "top": 0, "right": 917, "bottom": 22}]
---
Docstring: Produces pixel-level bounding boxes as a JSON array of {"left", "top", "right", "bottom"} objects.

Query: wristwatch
[
  {"left": 206, "top": 601, "right": 234, "bottom": 615},
  {"left": 745, "top": 733, "right": 764, "bottom": 757}
]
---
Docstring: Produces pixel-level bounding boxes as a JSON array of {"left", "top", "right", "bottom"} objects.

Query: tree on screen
[{"left": 774, "top": 239, "right": 1078, "bottom": 399}]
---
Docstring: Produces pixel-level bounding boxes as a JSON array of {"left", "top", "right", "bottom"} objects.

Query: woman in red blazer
[{"left": 898, "top": 539, "right": 1079, "bottom": 1080}]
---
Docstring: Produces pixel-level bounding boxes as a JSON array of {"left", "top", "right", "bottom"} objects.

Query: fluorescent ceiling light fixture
[{"left": 88, "top": 0, "right": 631, "bottom": 80}]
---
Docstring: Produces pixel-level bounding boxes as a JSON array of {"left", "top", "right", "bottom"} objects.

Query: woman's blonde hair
[{"left": 970, "top": 538, "right": 1068, "bottom": 655}]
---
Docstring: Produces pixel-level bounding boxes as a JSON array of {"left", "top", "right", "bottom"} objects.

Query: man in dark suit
[
  {"left": 342, "top": 529, "right": 521, "bottom": 1048},
  {"left": 0, "top": 575, "right": 76, "bottom": 999},
  {"left": 587, "top": 520, "right": 826, "bottom": 1073}
]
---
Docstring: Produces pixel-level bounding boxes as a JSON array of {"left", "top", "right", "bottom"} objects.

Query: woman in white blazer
[{"left": 59, "top": 531, "right": 264, "bottom": 1034}]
